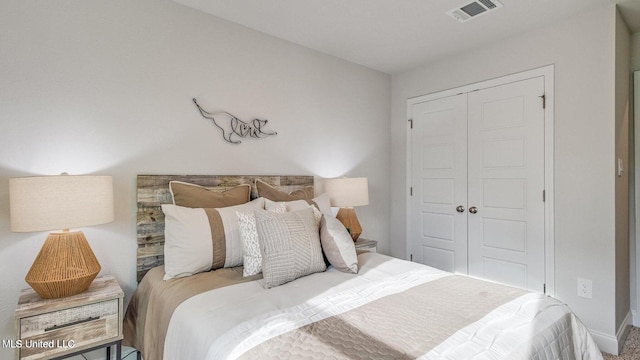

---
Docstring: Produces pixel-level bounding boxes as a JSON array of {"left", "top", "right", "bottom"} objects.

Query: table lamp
[
  {"left": 324, "top": 177, "right": 369, "bottom": 241},
  {"left": 9, "top": 174, "right": 114, "bottom": 299}
]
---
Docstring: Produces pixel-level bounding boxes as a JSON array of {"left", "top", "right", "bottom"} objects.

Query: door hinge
[
  {"left": 542, "top": 190, "right": 546, "bottom": 202},
  {"left": 410, "top": 187, "right": 413, "bottom": 196},
  {"left": 543, "top": 283, "right": 546, "bottom": 294},
  {"left": 539, "top": 94, "right": 546, "bottom": 109},
  {"left": 408, "top": 118, "right": 413, "bottom": 129},
  {"left": 410, "top": 254, "right": 413, "bottom": 261}
]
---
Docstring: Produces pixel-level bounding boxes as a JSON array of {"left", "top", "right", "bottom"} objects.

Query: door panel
[
  {"left": 422, "top": 246, "right": 455, "bottom": 272},
  {"left": 409, "top": 76, "right": 545, "bottom": 292},
  {"left": 467, "top": 77, "right": 545, "bottom": 291},
  {"left": 410, "top": 94, "right": 468, "bottom": 274}
]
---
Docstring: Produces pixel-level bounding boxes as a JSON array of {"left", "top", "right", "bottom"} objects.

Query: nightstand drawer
[{"left": 19, "top": 299, "right": 119, "bottom": 360}]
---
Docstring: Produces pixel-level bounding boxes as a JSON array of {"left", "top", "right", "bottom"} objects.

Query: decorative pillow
[
  {"left": 320, "top": 215, "right": 358, "bottom": 273},
  {"left": 161, "top": 197, "right": 265, "bottom": 280},
  {"left": 237, "top": 203, "right": 286, "bottom": 277},
  {"left": 255, "top": 179, "right": 315, "bottom": 202},
  {"left": 264, "top": 193, "right": 332, "bottom": 218},
  {"left": 264, "top": 198, "right": 323, "bottom": 225},
  {"left": 310, "top": 193, "right": 332, "bottom": 216},
  {"left": 255, "top": 207, "right": 326, "bottom": 288},
  {"left": 170, "top": 181, "right": 251, "bottom": 208}
]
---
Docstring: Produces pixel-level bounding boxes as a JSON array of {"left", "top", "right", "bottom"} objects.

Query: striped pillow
[
  {"left": 162, "top": 197, "right": 265, "bottom": 280},
  {"left": 255, "top": 207, "right": 326, "bottom": 288}
]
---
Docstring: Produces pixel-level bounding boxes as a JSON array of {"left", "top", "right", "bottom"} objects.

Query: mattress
[{"left": 125, "top": 252, "right": 603, "bottom": 360}]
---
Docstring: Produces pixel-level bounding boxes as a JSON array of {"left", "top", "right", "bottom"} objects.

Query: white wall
[
  {"left": 391, "top": 3, "right": 627, "bottom": 353},
  {"left": 632, "top": 32, "right": 640, "bottom": 328},
  {"left": 615, "top": 7, "right": 631, "bottom": 334},
  {"left": 0, "top": 1, "right": 391, "bottom": 358}
]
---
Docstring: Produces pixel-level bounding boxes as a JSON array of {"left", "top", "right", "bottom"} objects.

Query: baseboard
[
  {"left": 633, "top": 309, "right": 639, "bottom": 327},
  {"left": 591, "top": 312, "right": 632, "bottom": 355},
  {"left": 617, "top": 312, "right": 633, "bottom": 354}
]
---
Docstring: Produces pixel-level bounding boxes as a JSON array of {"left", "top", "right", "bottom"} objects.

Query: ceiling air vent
[{"left": 447, "top": 0, "right": 503, "bottom": 23}]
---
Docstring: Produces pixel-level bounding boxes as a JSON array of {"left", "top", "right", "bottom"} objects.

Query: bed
[{"left": 124, "top": 175, "right": 603, "bottom": 360}]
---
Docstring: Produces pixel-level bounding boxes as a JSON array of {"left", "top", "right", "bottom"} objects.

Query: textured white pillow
[
  {"left": 320, "top": 215, "right": 358, "bottom": 273},
  {"left": 255, "top": 208, "right": 326, "bottom": 288},
  {"left": 237, "top": 203, "right": 286, "bottom": 277}
]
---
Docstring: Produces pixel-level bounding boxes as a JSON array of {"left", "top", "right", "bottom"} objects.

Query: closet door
[
  {"left": 409, "top": 94, "right": 468, "bottom": 274},
  {"left": 466, "top": 77, "right": 545, "bottom": 291}
]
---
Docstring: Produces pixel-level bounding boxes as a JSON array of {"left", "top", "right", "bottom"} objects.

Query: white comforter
[{"left": 164, "top": 253, "right": 603, "bottom": 360}]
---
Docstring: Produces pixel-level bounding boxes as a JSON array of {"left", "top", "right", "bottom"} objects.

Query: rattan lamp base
[
  {"left": 25, "top": 231, "right": 101, "bottom": 299},
  {"left": 335, "top": 207, "right": 363, "bottom": 242}
]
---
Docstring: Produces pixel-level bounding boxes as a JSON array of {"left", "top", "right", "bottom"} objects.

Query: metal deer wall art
[{"left": 192, "top": 98, "right": 277, "bottom": 144}]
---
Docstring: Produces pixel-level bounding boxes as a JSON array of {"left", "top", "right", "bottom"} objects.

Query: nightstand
[
  {"left": 14, "top": 275, "right": 123, "bottom": 360},
  {"left": 355, "top": 238, "right": 377, "bottom": 253}
]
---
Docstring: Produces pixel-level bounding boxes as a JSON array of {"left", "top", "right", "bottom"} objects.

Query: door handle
[
  {"left": 469, "top": 206, "right": 478, "bottom": 214},
  {"left": 456, "top": 205, "right": 465, "bottom": 213}
]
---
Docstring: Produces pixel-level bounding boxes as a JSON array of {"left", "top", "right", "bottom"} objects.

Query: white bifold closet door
[{"left": 410, "top": 76, "right": 545, "bottom": 292}]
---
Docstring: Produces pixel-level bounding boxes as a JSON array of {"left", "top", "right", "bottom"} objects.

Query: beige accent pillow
[
  {"left": 320, "top": 215, "right": 358, "bottom": 273},
  {"left": 170, "top": 181, "right": 251, "bottom": 208},
  {"left": 255, "top": 179, "right": 315, "bottom": 202},
  {"left": 255, "top": 207, "right": 326, "bottom": 288},
  {"left": 161, "top": 198, "right": 265, "bottom": 280}
]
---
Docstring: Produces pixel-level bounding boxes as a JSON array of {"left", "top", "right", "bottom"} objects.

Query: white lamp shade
[
  {"left": 10, "top": 175, "right": 114, "bottom": 232},
  {"left": 324, "top": 177, "right": 369, "bottom": 207}
]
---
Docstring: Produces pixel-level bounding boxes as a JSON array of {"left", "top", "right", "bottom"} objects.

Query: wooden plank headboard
[{"left": 136, "top": 175, "right": 314, "bottom": 282}]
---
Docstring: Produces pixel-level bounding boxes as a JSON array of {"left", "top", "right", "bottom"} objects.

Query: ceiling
[{"left": 173, "top": 0, "right": 640, "bottom": 74}]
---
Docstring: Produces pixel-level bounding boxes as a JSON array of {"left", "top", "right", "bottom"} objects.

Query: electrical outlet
[{"left": 577, "top": 278, "right": 592, "bottom": 299}]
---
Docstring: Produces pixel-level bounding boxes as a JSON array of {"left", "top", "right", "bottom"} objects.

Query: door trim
[
  {"left": 406, "top": 65, "right": 555, "bottom": 296},
  {"left": 633, "top": 71, "right": 640, "bottom": 326}
]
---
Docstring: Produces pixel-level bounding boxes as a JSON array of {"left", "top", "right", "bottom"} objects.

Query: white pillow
[
  {"left": 161, "top": 205, "right": 212, "bottom": 280},
  {"left": 264, "top": 193, "right": 332, "bottom": 217},
  {"left": 265, "top": 198, "right": 324, "bottom": 225},
  {"left": 311, "top": 193, "right": 332, "bottom": 217},
  {"left": 320, "top": 215, "right": 358, "bottom": 273}
]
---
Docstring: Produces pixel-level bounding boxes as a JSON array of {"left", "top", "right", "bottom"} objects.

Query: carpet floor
[{"left": 602, "top": 326, "right": 640, "bottom": 359}]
